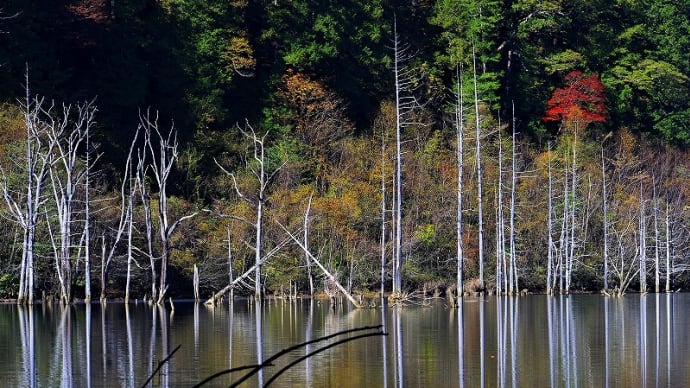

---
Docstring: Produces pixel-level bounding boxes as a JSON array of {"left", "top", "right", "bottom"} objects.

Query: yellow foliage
[
  {"left": 277, "top": 70, "right": 353, "bottom": 147},
  {"left": 617, "top": 127, "right": 637, "bottom": 156},
  {"left": 225, "top": 35, "right": 256, "bottom": 75}
]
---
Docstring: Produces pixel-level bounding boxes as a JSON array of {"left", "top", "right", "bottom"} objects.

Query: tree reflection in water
[
  {"left": 18, "top": 304, "right": 35, "bottom": 388},
  {"left": 4, "top": 295, "right": 690, "bottom": 386}
]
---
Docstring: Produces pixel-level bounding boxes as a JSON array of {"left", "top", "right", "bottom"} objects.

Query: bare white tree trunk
[
  {"left": 389, "top": 17, "right": 420, "bottom": 298},
  {"left": 83, "top": 128, "right": 92, "bottom": 303},
  {"left": 639, "top": 183, "right": 647, "bottom": 294},
  {"left": 664, "top": 202, "right": 671, "bottom": 292},
  {"left": 81, "top": 124, "right": 102, "bottom": 304},
  {"left": 124, "top": 191, "right": 134, "bottom": 303},
  {"left": 454, "top": 67, "right": 465, "bottom": 298},
  {"left": 226, "top": 226, "right": 234, "bottom": 300},
  {"left": 602, "top": 146, "right": 609, "bottom": 294},
  {"left": 496, "top": 128, "right": 505, "bottom": 295},
  {"left": 392, "top": 19, "right": 403, "bottom": 296},
  {"left": 653, "top": 179, "right": 660, "bottom": 293},
  {"left": 380, "top": 128, "right": 387, "bottom": 299},
  {"left": 304, "top": 193, "right": 314, "bottom": 296},
  {"left": 255, "top": 189, "right": 264, "bottom": 299},
  {"left": 472, "top": 47, "right": 485, "bottom": 291},
  {"left": 509, "top": 103, "right": 518, "bottom": 294},
  {"left": 144, "top": 111, "right": 175, "bottom": 304},
  {"left": 558, "top": 159, "right": 569, "bottom": 294},
  {"left": 546, "top": 143, "right": 554, "bottom": 295},
  {"left": 566, "top": 125, "right": 578, "bottom": 294},
  {"left": 193, "top": 264, "right": 200, "bottom": 301},
  {"left": 136, "top": 144, "right": 156, "bottom": 302},
  {"left": 99, "top": 235, "right": 106, "bottom": 300}
]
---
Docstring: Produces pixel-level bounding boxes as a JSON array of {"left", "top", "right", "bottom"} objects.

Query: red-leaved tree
[
  {"left": 543, "top": 70, "right": 607, "bottom": 127},
  {"left": 542, "top": 71, "right": 607, "bottom": 294}
]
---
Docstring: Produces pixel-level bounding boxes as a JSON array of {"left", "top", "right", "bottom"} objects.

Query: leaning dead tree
[
  {"left": 139, "top": 109, "right": 197, "bottom": 305},
  {"left": 0, "top": 77, "right": 57, "bottom": 305},
  {"left": 277, "top": 222, "right": 361, "bottom": 308},
  {"left": 203, "top": 236, "right": 290, "bottom": 305}
]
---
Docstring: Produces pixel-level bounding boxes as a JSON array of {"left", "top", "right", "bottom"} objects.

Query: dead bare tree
[
  {"left": 454, "top": 66, "right": 465, "bottom": 298},
  {"left": 304, "top": 192, "right": 315, "bottom": 296},
  {"left": 496, "top": 123, "right": 506, "bottom": 295},
  {"left": 83, "top": 123, "right": 93, "bottom": 303},
  {"left": 391, "top": 17, "right": 420, "bottom": 298},
  {"left": 0, "top": 74, "right": 57, "bottom": 304},
  {"left": 639, "top": 182, "right": 647, "bottom": 294},
  {"left": 601, "top": 145, "right": 610, "bottom": 294},
  {"left": 99, "top": 127, "right": 138, "bottom": 302},
  {"left": 546, "top": 143, "right": 555, "bottom": 294},
  {"left": 380, "top": 126, "right": 387, "bottom": 299},
  {"left": 214, "top": 121, "right": 284, "bottom": 299},
  {"left": 46, "top": 100, "right": 95, "bottom": 305},
  {"left": 139, "top": 109, "right": 197, "bottom": 305},
  {"left": 508, "top": 103, "right": 519, "bottom": 294},
  {"left": 472, "top": 46, "right": 486, "bottom": 291},
  {"left": 136, "top": 139, "right": 156, "bottom": 301}
]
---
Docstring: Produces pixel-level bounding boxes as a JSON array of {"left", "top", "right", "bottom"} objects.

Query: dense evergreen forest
[{"left": 1, "top": 0, "right": 690, "bottom": 303}]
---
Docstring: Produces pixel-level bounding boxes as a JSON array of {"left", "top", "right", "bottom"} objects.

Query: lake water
[{"left": 0, "top": 294, "right": 688, "bottom": 387}]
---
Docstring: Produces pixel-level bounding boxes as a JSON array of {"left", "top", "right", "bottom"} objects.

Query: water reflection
[
  {"left": 85, "top": 303, "right": 92, "bottom": 388},
  {"left": 58, "top": 306, "right": 72, "bottom": 388},
  {"left": 604, "top": 297, "right": 610, "bottom": 388},
  {"left": 382, "top": 300, "right": 389, "bottom": 388},
  {"left": 494, "top": 296, "right": 518, "bottom": 388},
  {"left": 479, "top": 296, "right": 485, "bottom": 388},
  {"left": 124, "top": 304, "right": 133, "bottom": 388},
  {"left": 640, "top": 295, "right": 647, "bottom": 388},
  {"left": 665, "top": 294, "right": 673, "bottom": 382},
  {"left": 392, "top": 305, "right": 403, "bottom": 388},
  {"left": 18, "top": 304, "right": 35, "bottom": 388},
  {"left": 305, "top": 299, "right": 313, "bottom": 388},
  {"left": 457, "top": 302, "right": 463, "bottom": 388},
  {"left": 2, "top": 295, "right": 690, "bottom": 387},
  {"left": 227, "top": 300, "right": 234, "bottom": 383},
  {"left": 255, "top": 300, "right": 264, "bottom": 387}
]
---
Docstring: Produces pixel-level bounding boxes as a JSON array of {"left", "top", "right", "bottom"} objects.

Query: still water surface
[{"left": 0, "top": 294, "right": 688, "bottom": 387}]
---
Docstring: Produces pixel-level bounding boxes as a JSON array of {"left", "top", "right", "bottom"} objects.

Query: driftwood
[{"left": 277, "top": 222, "right": 361, "bottom": 308}]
